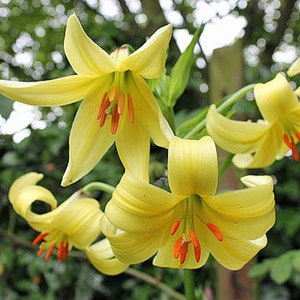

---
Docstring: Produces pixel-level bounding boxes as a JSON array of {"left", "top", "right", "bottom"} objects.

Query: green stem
[
  {"left": 125, "top": 268, "right": 185, "bottom": 300},
  {"left": 81, "top": 182, "right": 115, "bottom": 195},
  {"left": 184, "top": 269, "right": 195, "bottom": 300},
  {"left": 183, "top": 83, "right": 256, "bottom": 139},
  {"left": 218, "top": 153, "right": 235, "bottom": 179}
]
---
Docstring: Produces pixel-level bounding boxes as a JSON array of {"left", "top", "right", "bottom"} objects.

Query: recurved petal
[
  {"left": 8, "top": 173, "right": 57, "bottom": 218},
  {"left": 116, "top": 116, "right": 150, "bottom": 181},
  {"left": 232, "top": 122, "right": 286, "bottom": 168},
  {"left": 61, "top": 78, "right": 114, "bottom": 186},
  {"left": 206, "top": 105, "right": 269, "bottom": 154},
  {"left": 287, "top": 57, "right": 300, "bottom": 77},
  {"left": 199, "top": 175, "right": 275, "bottom": 240},
  {"left": 64, "top": 14, "right": 117, "bottom": 76},
  {"left": 105, "top": 171, "right": 180, "bottom": 232},
  {"left": 128, "top": 73, "right": 174, "bottom": 148},
  {"left": 255, "top": 73, "right": 298, "bottom": 123},
  {"left": 51, "top": 197, "right": 103, "bottom": 249},
  {"left": 209, "top": 234, "right": 267, "bottom": 270},
  {"left": 121, "top": 25, "right": 172, "bottom": 78},
  {"left": 0, "top": 76, "right": 95, "bottom": 106},
  {"left": 168, "top": 136, "right": 218, "bottom": 197},
  {"left": 84, "top": 239, "right": 129, "bottom": 275}
]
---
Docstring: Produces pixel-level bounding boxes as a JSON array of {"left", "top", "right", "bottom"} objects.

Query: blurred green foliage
[{"left": 1, "top": 0, "right": 300, "bottom": 299}]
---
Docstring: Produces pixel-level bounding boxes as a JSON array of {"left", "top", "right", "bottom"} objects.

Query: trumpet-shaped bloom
[
  {"left": 0, "top": 15, "right": 173, "bottom": 185},
  {"left": 207, "top": 73, "right": 300, "bottom": 168},
  {"left": 9, "top": 172, "right": 128, "bottom": 275},
  {"left": 103, "top": 136, "right": 275, "bottom": 270}
]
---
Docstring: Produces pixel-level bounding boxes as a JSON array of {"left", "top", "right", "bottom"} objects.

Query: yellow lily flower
[
  {"left": 207, "top": 73, "right": 300, "bottom": 168},
  {"left": 0, "top": 14, "right": 173, "bottom": 185},
  {"left": 9, "top": 172, "right": 128, "bottom": 275},
  {"left": 103, "top": 136, "right": 275, "bottom": 270}
]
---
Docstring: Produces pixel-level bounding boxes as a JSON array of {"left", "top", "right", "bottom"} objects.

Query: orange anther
[
  {"left": 171, "top": 220, "right": 181, "bottom": 235},
  {"left": 190, "top": 230, "right": 201, "bottom": 262},
  {"left": 207, "top": 223, "right": 223, "bottom": 241},
  {"left": 109, "top": 85, "right": 118, "bottom": 102},
  {"left": 111, "top": 106, "right": 120, "bottom": 134},
  {"left": 32, "top": 232, "right": 48, "bottom": 245},
  {"left": 180, "top": 243, "right": 188, "bottom": 264},
  {"left": 45, "top": 245, "right": 56, "bottom": 261},
  {"left": 174, "top": 237, "right": 182, "bottom": 259},
  {"left": 128, "top": 94, "right": 134, "bottom": 123}
]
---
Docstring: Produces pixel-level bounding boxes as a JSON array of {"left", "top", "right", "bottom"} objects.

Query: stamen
[
  {"left": 37, "top": 248, "right": 45, "bottom": 257},
  {"left": 128, "top": 94, "right": 134, "bottom": 123},
  {"left": 189, "top": 230, "right": 201, "bottom": 262},
  {"left": 174, "top": 237, "right": 183, "bottom": 259},
  {"left": 207, "top": 223, "right": 223, "bottom": 241},
  {"left": 111, "top": 106, "right": 120, "bottom": 134},
  {"left": 283, "top": 134, "right": 299, "bottom": 161},
  {"left": 109, "top": 85, "right": 118, "bottom": 102},
  {"left": 180, "top": 243, "right": 188, "bottom": 264},
  {"left": 32, "top": 232, "right": 48, "bottom": 245},
  {"left": 57, "top": 242, "right": 69, "bottom": 262},
  {"left": 171, "top": 220, "right": 181, "bottom": 235},
  {"left": 45, "top": 245, "right": 56, "bottom": 261}
]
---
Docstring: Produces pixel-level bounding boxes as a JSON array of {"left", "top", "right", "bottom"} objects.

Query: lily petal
[
  {"left": 287, "top": 57, "right": 300, "bottom": 77},
  {"left": 64, "top": 14, "right": 117, "bottom": 76},
  {"left": 255, "top": 73, "right": 298, "bottom": 124},
  {"left": 206, "top": 105, "right": 269, "bottom": 153},
  {"left": 208, "top": 234, "right": 267, "bottom": 270},
  {"left": 199, "top": 175, "right": 275, "bottom": 240},
  {"left": 103, "top": 228, "right": 162, "bottom": 264},
  {"left": 8, "top": 172, "right": 57, "bottom": 217},
  {"left": 116, "top": 116, "right": 150, "bottom": 181},
  {"left": 121, "top": 25, "right": 172, "bottom": 78},
  {"left": 232, "top": 122, "right": 286, "bottom": 168},
  {"left": 61, "top": 77, "right": 114, "bottom": 186},
  {"left": 84, "top": 239, "right": 129, "bottom": 275},
  {"left": 128, "top": 73, "right": 174, "bottom": 148},
  {"left": 105, "top": 171, "right": 180, "bottom": 232},
  {"left": 168, "top": 136, "right": 218, "bottom": 197},
  {"left": 0, "top": 76, "right": 95, "bottom": 106}
]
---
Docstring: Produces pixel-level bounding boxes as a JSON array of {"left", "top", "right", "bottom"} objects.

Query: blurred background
[{"left": 0, "top": 0, "right": 300, "bottom": 299}]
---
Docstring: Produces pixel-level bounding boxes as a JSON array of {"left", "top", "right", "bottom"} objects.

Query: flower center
[
  {"left": 170, "top": 195, "right": 223, "bottom": 264},
  {"left": 97, "top": 72, "right": 134, "bottom": 134},
  {"left": 32, "top": 232, "right": 70, "bottom": 262}
]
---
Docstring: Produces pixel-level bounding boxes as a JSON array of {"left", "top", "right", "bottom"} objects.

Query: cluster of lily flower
[{"left": 1, "top": 14, "right": 300, "bottom": 275}]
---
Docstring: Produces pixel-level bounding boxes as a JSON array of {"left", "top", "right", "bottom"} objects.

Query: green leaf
[
  {"left": 292, "top": 250, "right": 300, "bottom": 272},
  {"left": 270, "top": 254, "right": 293, "bottom": 284},
  {"left": 167, "top": 24, "right": 204, "bottom": 107},
  {"left": 0, "top": 94, "right": 13, "bottom": 119},
  {"left": 248, "top": 260, "right": 272, "bottom": 279}
]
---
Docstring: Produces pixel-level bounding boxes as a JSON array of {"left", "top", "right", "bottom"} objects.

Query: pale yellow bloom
[
  {"left": 9, "top": 172, "right": 128, "bottom": 275},
  {"left": 103, "top": 136, "right": 275, "bottom": 270},
  {"left": 207, "top": 73, "right": 300, "bottom": 168},
  {"left": 0, "top": 15, "right": 173, "bottom": 185}
]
